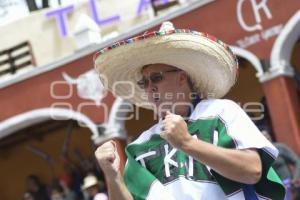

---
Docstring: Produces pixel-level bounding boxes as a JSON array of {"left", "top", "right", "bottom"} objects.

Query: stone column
[{"left": 261, "top": 72, "right": 300, "bottom": 155}]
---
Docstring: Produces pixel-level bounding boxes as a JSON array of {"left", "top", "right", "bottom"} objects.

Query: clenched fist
[
  {"left": 95, "top": 140, "right": 120, "bottom": 179},
  {"left": 161, "top": 111, "right": 193, "bottom": 149}
]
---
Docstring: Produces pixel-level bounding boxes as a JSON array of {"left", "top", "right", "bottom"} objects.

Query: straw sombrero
[{"left": 94, "top": 22, "right": 238, "bottom": 110}]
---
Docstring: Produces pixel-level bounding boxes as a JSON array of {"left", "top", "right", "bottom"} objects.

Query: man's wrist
[
  {"left": 181, "top": 133, "right": 197, "bottom": 152},
  {"left": 106, "top": 171, "right": 123, "bottom": 185}
]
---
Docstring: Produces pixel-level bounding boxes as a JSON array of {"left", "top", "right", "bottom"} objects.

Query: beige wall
[{"left": 0, "top": 0, "right": 152, "bottom": 67}]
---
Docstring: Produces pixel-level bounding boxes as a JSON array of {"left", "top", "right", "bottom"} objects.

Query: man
[
  {"left": 26, "top": 175, "right": 50, "bottom": 200},
  {"left": 93, "top": 22, "right": 285, "bottom": 200},
  {"left": 81, "top": 174, "right": 108, "bottom": 200}
]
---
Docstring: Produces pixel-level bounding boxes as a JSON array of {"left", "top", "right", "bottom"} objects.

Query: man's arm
[
  {"left": 161, "top": 111, "right": 262, "bottom": 184},
  {"left": 181, "top": 138, "right": 262, "bottom": 184},
  {"left": 105, "top": 172, "right": 133, "bottom": 200},
  {"left": 95, "top": 141, "right": 133, "bottom": 200}
]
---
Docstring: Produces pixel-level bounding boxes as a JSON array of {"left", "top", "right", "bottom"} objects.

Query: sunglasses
[{"left": 137, "top": 69, "right": 181, "bottom": 89}]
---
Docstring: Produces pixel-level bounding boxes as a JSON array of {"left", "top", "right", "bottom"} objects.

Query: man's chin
[{"left": 148, "top": 99, "right": 160, "bottom": 108}]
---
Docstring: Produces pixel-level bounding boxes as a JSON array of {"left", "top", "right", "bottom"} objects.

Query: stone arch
[
  {"left": 0, "top": 107, "right": 99, "bottom": 141},
  {"left": 230, "top": 46, "right": 264, "bottom": 81},
  {"left": 270, "top": 10, "right": 300, "bottom": 76}
]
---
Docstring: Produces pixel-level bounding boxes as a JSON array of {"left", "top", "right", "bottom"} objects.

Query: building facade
[{"left": 0, "top": 0, "right": 299, "bottom": 199}]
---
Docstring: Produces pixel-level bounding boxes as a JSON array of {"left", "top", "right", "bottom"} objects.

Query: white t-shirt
[{"left": 124, "top": 99, "right": 284, "bottom": 200}]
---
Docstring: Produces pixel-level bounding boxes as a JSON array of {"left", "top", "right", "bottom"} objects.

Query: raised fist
[
  {"left": 161, "top": 111, "right": 192, "bottom": 149},
  {"left": 95, "top": 140, "right": 120, "bottom": 179}
]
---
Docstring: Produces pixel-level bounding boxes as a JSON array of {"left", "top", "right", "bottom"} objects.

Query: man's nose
[{"left": 146, "top": 81, "right": 157, "bottom": 93}]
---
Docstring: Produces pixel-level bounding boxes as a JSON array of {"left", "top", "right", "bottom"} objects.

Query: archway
[
  {"left": 0, "top": 107, "right": 99, "bottom": 140},
  {"left": 270, "top": 10, "right": 300, "bottom": 77},
  {"left": 0, "top": 108, "right": 101, "bottom": 200}
]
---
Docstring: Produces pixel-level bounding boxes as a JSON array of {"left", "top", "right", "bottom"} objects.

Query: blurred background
[{"left": 0, "top": 0, "right": 300, "bottom": 199}]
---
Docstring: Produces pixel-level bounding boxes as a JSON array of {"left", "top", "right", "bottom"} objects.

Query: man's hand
[
  {"left": 95, "top": 141, "right": 134, "bottom": 200},
  {"left": 95, "top": 140, "right": 120, "bottom": 179},
  {"left": 160, "top": 111, "right": 193, "bottom": 149}
]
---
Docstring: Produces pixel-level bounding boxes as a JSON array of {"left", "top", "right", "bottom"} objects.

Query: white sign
[
  {"left": 0, "top": 0, "right": 29, "bottom": 26},
  {"left": 236, "top": 24, "right": 283, "bottom": 48},
  {"left": 237, "top": 0, "right": 272, "bottom": 32},
  {"left": 235, "top": 0, "right": 282, "bottom": 48},
  {"left": 0, "top": 0, "right": 87, "bottom": 27}
]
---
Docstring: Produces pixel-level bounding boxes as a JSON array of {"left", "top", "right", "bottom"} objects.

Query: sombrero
[{"left": 94, "top": 22, "right": 238, "bottom": 110}]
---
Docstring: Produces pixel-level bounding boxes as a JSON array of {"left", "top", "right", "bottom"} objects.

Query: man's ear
[{"left": 179, "top": 71, "right": 188, "bottom": 85}]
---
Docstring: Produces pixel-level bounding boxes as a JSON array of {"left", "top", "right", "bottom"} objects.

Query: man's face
[
  {"left": 140, "top": 64, "right": 185, "bottom": 113},
  {"left": 86, "top": 185, "right": 99, "bottom": 197}
]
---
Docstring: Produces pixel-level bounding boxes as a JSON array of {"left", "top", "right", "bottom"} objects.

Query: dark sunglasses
[{"left": 137, "top": 69, "right": 181, "bottom": 89}]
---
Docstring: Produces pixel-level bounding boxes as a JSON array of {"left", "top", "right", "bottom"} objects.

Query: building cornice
[{"left": 0, "top": 0, "right": 214, "bottom": 89}]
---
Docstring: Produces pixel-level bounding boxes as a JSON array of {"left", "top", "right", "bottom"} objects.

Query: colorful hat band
[{"left": 94, "top": 29, "right": 238, "bottom": 67}]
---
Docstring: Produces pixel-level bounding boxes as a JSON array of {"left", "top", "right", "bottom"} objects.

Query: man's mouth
[{"left": 153, "top": 96, "right": 160, "bottom": 103}]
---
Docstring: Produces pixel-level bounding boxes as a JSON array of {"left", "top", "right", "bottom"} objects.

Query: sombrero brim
[{"left": 94, "top": 30, "right": 238, "bottom": 110}]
